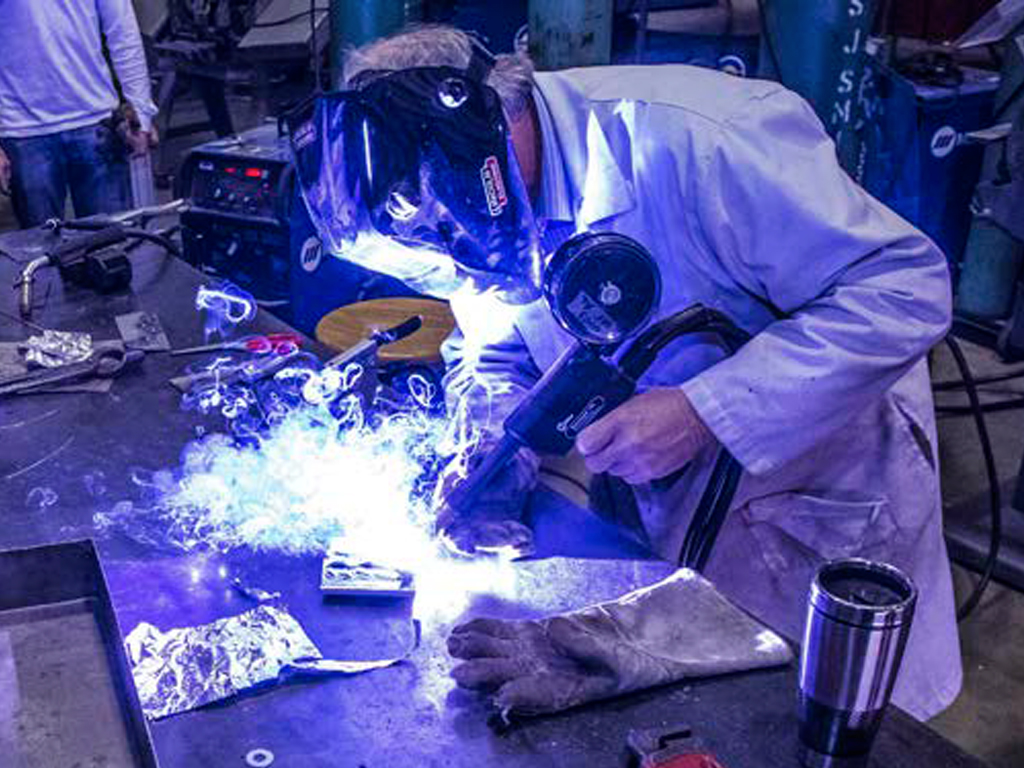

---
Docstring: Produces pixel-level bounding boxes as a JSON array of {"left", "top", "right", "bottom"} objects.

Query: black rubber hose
[
  {"left": 619, "top": 306, "right": 749, "bottom": 380},
  {"left": 937, "top": 398, "right": 1024, "bottom": 415},
  {"left": 678, "top": 449, "right": 738, "bottom": 570},
  {"left": 945, "top": 336, "right": 1003, "bottom": 621},
  {"left": 621, "top": 306, "right": 751, "bottom": 572},
  {"left": 118, "top": 227, "right": 182, "bottom": 259},
  {"left": 693, "top": 458, "right": 745, "bottom": 573},
  {"left": 933, "top": 367, "right": 1024, "bottom": 391},
  {"left": 53, "top": 218, "right": 181, "bottom": 259}
]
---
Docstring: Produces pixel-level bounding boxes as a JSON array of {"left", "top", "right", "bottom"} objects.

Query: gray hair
[{"left": 343, "top": 25, "right": 535, "bottom": 119}]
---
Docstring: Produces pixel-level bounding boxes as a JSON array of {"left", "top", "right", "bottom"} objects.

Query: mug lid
[{"left": 810, "top": 558, "right": 918, "bottom": 628}]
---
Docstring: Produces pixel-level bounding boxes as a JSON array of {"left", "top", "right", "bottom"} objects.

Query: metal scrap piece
[
  {"left": 23, "top": 330, "right": 92, "bottom": 367},
  {"left": 126, "top": 605, "right": 319, "bottom": 720},
  {"left": 125, "top": 604, "right": 415, "bottom": 720},
  {"left": 116, "top": 311, "right": 172, "bottom": 352},
  {"left": 231, "top": 578, "right": 282, "bottom": 603}
]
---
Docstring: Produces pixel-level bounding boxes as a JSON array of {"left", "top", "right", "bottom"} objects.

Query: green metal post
[
  {"left": 528, "top": 0, "right": 614, "bottom": 70},
  {"left": 330, "top": 1, "right": 421, "bottom": 88},
  {"left": 758, "top": 0, "right": 881, "bottom": 176},
  {"left": 955, "top": 21, "right": 1024, "bottom": 320}
]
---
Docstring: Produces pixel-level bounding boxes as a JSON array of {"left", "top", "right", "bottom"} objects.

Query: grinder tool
[{"left": 444, "top": 232, "right": 749, "bottom": 569}]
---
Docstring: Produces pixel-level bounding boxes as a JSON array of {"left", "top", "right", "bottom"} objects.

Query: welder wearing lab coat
[{"left": 440, "top": 64, "right": 960, "bottom": 721}]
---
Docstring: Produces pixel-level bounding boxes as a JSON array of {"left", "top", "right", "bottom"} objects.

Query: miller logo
[
  {"left": 300, "top": 236, "right": 323, "bottom": 273},
  {"left": 481, "top": 156, "right": 508, "bottom": 217},
  {"left": 930, "top": 126, "right": 958, "bottom": 159},
  {"left": 292, "top": 120, "right": 317, "bottom": 151},
  {"left": 556, "top": 396, "right": 607, "bottom": 439}
]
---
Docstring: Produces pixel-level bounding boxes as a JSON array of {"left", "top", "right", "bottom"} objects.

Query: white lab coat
[{"left": 442, "top": 64, "right": 961, "bottom": 720}]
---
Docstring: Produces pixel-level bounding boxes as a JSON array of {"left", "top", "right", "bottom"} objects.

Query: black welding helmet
[{"left": 288, "top": 44, "right": 542, "bottom": 302}]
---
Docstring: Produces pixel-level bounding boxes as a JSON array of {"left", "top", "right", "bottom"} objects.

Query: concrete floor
[
  {"left": 2, "top": 92, "right": 1024, "bottom": 768},
  {"left": 930, "top": 342, "right": 1024, "bottom": 768}
]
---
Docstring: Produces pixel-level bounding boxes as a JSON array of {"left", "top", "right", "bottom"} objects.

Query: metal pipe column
[
  {"left": 329, "top": 1, "right": 421, "bottom": 87},
  {"left": 528, "top": 0, "right": 614, "bottom": 70},
  {"left": 757, "top": 0, "right": 881, "bottom": 175}
]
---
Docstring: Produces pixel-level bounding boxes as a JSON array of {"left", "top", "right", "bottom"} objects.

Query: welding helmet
[{"left": 288, "top": 44, "right": 542, "bottom": 302}]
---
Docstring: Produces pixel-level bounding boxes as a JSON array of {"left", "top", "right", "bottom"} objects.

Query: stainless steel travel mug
[{"left": 798, "top": 558, "right": 918, "bottom": 768}]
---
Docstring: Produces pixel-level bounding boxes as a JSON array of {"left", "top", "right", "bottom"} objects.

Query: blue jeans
[{"left": 0, "top": 122, "right": 129, "bottom": 228}]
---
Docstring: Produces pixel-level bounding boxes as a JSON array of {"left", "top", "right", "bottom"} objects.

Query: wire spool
[{"left": 543, "top": 232, "right": 661, "bottom": 347}]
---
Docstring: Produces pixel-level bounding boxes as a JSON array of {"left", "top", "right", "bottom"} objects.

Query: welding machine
[
  {"left": 861, "top": 60, "right": 1000, "bottom": 279},
  {"left": 177, "top": 123, "right": 412, "bottom": 335}
]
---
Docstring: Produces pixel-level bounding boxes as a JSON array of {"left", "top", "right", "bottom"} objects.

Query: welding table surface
[{"left": 0, "top": 233, "right": 985, "bottom": 768}]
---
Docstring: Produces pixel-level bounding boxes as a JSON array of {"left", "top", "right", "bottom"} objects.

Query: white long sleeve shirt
[{"left": 0, "top": 0, "right": 157, "bottom": 138}]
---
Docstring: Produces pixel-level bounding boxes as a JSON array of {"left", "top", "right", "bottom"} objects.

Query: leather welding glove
[
  {"left": 434, "top": 442, "right": 539, "bottom": 558},
  {"left": 448, "top": 569, "right": 793, "bottom": 717}
]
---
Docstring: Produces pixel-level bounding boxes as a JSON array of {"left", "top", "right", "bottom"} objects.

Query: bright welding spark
[
  {"left": 407, "top": 373, "right": 435, "bottom": 410},
  {"left": 362, "top": 118, "right": 374, "bottom": 188},
  {"left": 196, "top": 282, "right": 257, "bottom": 338},
  {"left": 99, "top": 357, "right": 516, "bottom": 623}
]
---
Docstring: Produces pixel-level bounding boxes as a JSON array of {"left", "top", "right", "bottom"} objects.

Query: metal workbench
[{"left": 0, "top": 225, "right": 987, "bottom": 768}]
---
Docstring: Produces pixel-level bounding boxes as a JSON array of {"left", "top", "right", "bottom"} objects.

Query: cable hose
[
  {"left": 944, "top": 336, "right": 1003, "bottom": 621},
  {"left": 51, "top": 219, "right": 181, "bottom": 260},
  {"left": 937, "top": 398, "right": 1024, "bottom": 416},
  {"left": 678, "top": 449, "right": 743, "bottom": 571},
  {"left": 617, "top": 306, "right": 750, "bottom": 572},
  {"left": 933, "top": 366, "right": 1024, "bottom": 391}
]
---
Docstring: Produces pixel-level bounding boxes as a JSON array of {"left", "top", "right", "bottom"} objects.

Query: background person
[{"left": 0, "top": 0, "right": 157, "bottom": 227}]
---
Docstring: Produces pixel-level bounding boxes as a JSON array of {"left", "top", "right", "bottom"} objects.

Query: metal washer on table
[{"left": 245, "top": 748, "right": 275, "bottom": 768}]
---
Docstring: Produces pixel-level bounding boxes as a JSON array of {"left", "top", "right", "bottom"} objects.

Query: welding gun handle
[
  {"left": 374, "top": 315, "right": 422, "bottom": 346},
  {"left": 444, "top": 436, "right": 524, "bottom": 515}
]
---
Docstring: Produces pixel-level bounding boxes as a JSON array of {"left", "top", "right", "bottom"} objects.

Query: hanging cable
[
  {"left": 944, "top": 336, "right": 1002, "bottom": 621},
  {"left": 937, "top": 397, "right": 1024, "bottom": 416},
  {"left": 934, "top": 365, "right": 1024, "bottom": 391}
]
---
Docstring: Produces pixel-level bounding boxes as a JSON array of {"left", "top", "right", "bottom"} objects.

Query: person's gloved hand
[
  {"left": 433, "top": 445, "right": 538, "bottom": 558},
  {"left": 577, "top": 388, "right": 715, "bottom": 484},
  {"left": 435, "top": 498, "right": 535, "bottom": 557},
  {"left": 0, "top": 146, "right": 11, "bottom": 196},
  {"left": 448, "top": 569, "right": 792, "bottom": 717}
]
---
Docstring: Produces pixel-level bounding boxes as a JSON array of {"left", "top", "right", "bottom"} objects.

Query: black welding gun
[
  {"left": 444, "top": 232, "right": 750, "bottom": 571},
  {"left": 16, "top": 201, "right": 185, "bottom": 319}
]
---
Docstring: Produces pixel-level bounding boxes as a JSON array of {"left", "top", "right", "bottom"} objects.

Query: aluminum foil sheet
[
  {"left": 23, "top": 330, "right": 93, "bottom": 368},
  {"left": 125, "top": 605, "right": 412, "bottom": 720}
]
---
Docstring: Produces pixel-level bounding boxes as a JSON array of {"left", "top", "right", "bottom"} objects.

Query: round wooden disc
[{"left": 315, "top": 297, "right": 456, "bottom": 363}]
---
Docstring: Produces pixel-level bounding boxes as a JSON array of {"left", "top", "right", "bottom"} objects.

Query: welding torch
[
  {"left": 443, "top": 232, "right": 751, "bottom": 571},
  {"left": 444, "top": 306, "right": 749, "bottom": 569},
  {"left": 16, "top": 200, "right": 187, "bottom": 319}
]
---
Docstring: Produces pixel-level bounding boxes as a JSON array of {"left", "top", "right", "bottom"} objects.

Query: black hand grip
[{"left": 375, "top": 315, "right": 423, "bottom": 346}]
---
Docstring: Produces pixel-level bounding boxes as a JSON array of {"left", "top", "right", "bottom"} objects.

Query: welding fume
[{"left": 291, "top": 24, "right": 960, "bottom": 723}]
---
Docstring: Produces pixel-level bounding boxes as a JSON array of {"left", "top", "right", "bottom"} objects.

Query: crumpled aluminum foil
[
  {"left": 23, "top": 330, "right": 92, "bottom": 367},
  {"left": 126, "top": 605, "right": 413, "bottom": 720}
]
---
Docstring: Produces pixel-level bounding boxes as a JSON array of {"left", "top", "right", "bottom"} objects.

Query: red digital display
[
  {"left": 245, "top": 168, "right": 263, "bottom": 179},
  {"left": 224, "top": 167, "right": 236, "bottom": 174}
]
